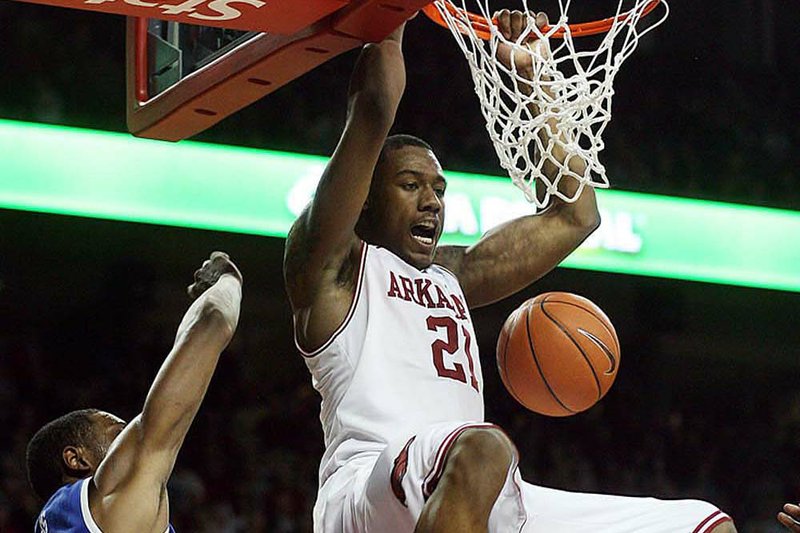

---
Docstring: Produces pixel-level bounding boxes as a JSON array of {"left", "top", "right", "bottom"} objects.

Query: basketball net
[{"left": 427, "top": 0, "right": 669, "bottom": 210}]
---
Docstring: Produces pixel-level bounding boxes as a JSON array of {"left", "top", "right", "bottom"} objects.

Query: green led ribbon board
[{"left": 1, "top": 118, "right": 798, "bottom": 292}]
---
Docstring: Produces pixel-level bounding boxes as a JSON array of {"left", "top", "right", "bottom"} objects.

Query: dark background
[{"left": 1, "top": 0, "right": 799, "bottom": 531}]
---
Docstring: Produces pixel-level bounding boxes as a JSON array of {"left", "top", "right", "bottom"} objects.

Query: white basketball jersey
[{"left": 299, "top": 243, "right": 484, "bottom": 486}]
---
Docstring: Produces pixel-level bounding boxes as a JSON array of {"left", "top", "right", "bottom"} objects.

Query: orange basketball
[{"left": 496, "top": 292, "right": 620, "bottom": 417}]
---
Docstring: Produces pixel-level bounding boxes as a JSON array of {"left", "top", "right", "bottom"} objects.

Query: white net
[{"left": 430, "top": 0, "right": 669, "bottom": 210}]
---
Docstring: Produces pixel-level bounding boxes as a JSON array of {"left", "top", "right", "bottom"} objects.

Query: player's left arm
[{"left": 435, "top": 10, "right": 600, "bottom": 308}]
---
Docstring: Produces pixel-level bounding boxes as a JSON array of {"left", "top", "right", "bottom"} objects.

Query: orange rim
[{"left": 422, "top": 0, "right": 662, "bottom": 40}]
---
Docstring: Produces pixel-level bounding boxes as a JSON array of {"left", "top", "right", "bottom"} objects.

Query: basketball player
[
  {"left": 26, "top": 251, "right": 242, "bottom": 532},
  {"left": 284, "top": 12, "right": 736, "bottom": 533}
]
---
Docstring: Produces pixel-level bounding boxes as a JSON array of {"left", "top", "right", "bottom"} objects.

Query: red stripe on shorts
[{"left": 693, "top": 510, "right": 733, "bottom": 533}]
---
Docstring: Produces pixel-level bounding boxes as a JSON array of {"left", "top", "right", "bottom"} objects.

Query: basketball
[{"left": 496, "top": 292, "right": 620, "bottom": 417}]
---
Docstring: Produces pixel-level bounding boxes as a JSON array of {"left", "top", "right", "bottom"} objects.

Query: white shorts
[{"left": 313, "top": 421, "right": 733, "bottom": 533}]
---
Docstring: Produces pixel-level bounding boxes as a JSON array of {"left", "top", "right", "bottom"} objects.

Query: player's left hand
[
  {"left": 779, "top": 503, "right": 800, "bottom": 531},
  {"left": 494, "top": 10, "right": 550, "bottom": 78},
  {"left": 188, "top": 251, "right": 243, "bottom": 301}
]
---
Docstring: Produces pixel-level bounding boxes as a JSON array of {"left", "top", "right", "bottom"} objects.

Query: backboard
[{"left": 126, "top": 0, "right": 433, "bottom": 141}]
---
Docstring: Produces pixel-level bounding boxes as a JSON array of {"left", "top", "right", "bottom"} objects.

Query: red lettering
[
  {"left": 387, "top": 271, "right": 401, "bottom": 298},
  {"left": 414, "top": 278, "right": 435, "bottom": 308},
  {"left": 462, "top": 326, "right": 480, "bottom": 392},
  {"left": 434, "top": 285, "right": 454, "bottom": 310},
  {"left": 451, "top": 294, "right": 467, "bottom": 320},
  {"left": 400, "top": 276, "right": 414, "bottom": 302},
  {"left": 427, "top": 316, "right": 467, "bottom": 384}
]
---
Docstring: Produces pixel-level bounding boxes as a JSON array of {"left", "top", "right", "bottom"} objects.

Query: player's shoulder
[
  {"left": 38, "top": 478, "right": 178, "bottom": 533},
  {"left": 41, "top": 478, "right": 84, "bottom": 510},
  {"left": 36, "top": 479, "right": 91, "bottom": 532},
  {"left": 431, "top": 245, "right": 466, "bottom": 279}
]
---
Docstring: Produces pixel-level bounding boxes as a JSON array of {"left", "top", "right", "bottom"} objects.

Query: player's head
[
  {"left": 26, "top": 409, "right": 126, "bottom": 501},
  {"left": 357, "top": 134, "right": 446, "bottom": 269}
]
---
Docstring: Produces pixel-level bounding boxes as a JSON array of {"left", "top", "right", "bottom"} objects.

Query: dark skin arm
[
  {"left": 435, "top": 11, "right": 600, "bottom": 308},
  {"left": 89, "top": 252, "right": 242, "bottom": 533},
  {"left": 284, "top": 22, "right": 408, "bottom": 351}
]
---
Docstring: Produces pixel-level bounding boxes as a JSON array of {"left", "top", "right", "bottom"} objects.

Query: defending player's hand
[
  {"left": 779, "top": 503, "right": 800, "bottom": 531},
  {"left": 188, "top": 251, "right": 243, "bottom": 301},
  {"left": 494, "top": 10, "right": 550, "bottom": 78}
]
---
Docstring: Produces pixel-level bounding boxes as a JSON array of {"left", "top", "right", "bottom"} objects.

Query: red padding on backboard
[
  {"left": 126, "top": 18, "right": 362, "bottom": 141},
  {"left": 125, "top": 0, "right": 425, "bottom": 140},
  {"left": 14, "top": 0, "right": 350, "bottom": 34},
  {"left": 333, "top": 0, "right": 433, "bottom": 42}
]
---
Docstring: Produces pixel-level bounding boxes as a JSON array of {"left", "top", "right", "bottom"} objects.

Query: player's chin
[
  {"left": 407, "top": 248, "right": 436, "bottom": 270},
  {"left": 411, "top": 254, "right": 434, "bottom": 269},
  {"left": 406, "top": 236, "right": 437, "bottom": 268}
]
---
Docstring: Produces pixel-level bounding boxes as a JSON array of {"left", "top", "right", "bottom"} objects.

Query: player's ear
[{"left": 62, "top": 446, "right": 93, "bottom": 477}]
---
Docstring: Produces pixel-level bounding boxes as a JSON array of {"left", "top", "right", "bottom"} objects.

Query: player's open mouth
[{"left": 410, "top": 221, "right": 437, "bottom": 247}]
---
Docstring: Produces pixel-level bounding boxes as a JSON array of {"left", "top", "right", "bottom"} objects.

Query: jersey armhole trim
[
  {"left": 295, "top": 241, "right": 368, "bottom": 358},
  {"left": 80, "top": 478, "right": 104, "bottom": 533}
]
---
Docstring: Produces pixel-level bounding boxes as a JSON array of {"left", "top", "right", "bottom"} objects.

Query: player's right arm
[
  {"left": 88, "top": 252, "right": 242, "bottom": 533},
  {"left": 284, "top": 22, "right": 407, "bottom": 350}
]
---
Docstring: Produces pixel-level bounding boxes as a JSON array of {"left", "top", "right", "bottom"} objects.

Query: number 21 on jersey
[{"left": 427, "top": 315, "right": 479, "bottom": 392}]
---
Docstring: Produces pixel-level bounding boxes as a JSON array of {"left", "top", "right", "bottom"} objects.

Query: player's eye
[
  {"left": 402, "top": 182, "right": 418, "bottom": 191},
  {"left": 434, "top": 187, "right": 446, "bottom": 197}
]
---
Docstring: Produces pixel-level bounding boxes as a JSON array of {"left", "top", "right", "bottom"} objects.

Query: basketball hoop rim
[{"left": 421, "top": 0, "right": 663, "bottom": 40}]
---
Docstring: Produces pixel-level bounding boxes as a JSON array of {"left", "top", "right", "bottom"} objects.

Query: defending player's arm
[
  {"left": 88, "top": 252, "right": 242, "bottom": 532},
  {"left": 284, "top": 22, "right": 408, "bottom": 348},
  {"left": 435, "top": 10, "right": 600, "bottom": 308},
  {"left": 779, "top": 503, "right": 800, "bottom": 531}
]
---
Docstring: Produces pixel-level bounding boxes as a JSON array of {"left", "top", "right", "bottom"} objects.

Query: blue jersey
[{"left": 35, "top": 478, "right": 175, "bottom": 533}]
